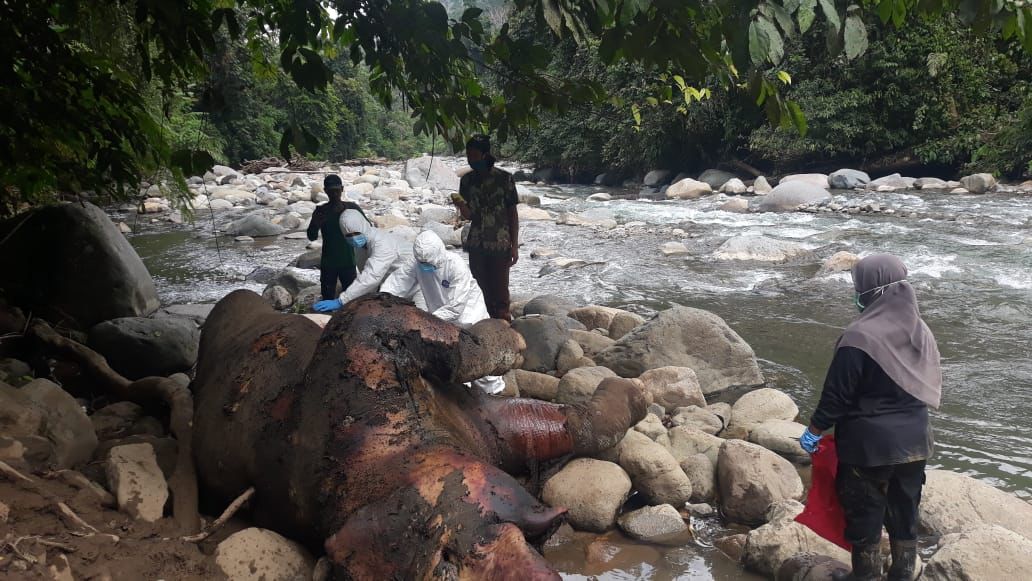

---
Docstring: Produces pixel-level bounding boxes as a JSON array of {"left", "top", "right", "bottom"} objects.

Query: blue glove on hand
[
  {"left": 799, "top": 427, "right": 823, "bottom": 454},
  {"left": 313, "top": 299, "right": 343, "bottom": 313}
]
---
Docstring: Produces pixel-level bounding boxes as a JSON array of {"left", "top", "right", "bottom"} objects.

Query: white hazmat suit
[
  {"left": 382, "top": 231, "right": 506, "bottom": 395},
  {"left": 338, "top": 209, "right": 418, "bottom": 304}
]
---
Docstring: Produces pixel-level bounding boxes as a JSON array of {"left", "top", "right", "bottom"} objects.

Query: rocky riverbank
[{"left": 2, "top": 157, "right": 1032, "bottom": 579}]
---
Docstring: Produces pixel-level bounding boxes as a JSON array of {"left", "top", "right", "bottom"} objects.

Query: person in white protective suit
[
  {"left": 313, "top": 209, "right": 418, "bottom": 312},
  {"left": 381, "top": 230, "right": 506, "bottom": 395}
]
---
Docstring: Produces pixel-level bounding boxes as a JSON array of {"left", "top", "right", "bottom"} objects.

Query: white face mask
[{"left": 855, "top": 279, "right": 906, "bottom": 312}]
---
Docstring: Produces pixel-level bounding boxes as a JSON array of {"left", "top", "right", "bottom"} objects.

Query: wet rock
[
  {"left": 660, "top": 241, "right": 690, "bottom": 256},
  {"left": 866, "top": 173, "right": 914, "bottom": 190},
  {"left": 530, "top": 247, "right": 559, "bottom": 259},
  {"left": 511, "top": 315, "right": 572, "bottom": 372},
  {"left": 542, "top": 458, "right": 632, "bottom": 532},
  {"left": 294, "top": 286, "right": 322, "bottom": 311},
  {"left": 587, "top": 192, "right": 613, "bottom": 202},
  {"left": 538, "top": 257, "right": 605, "bottom": 276},
  {"left": 959, "top": 173, "right": 997, "bottom": 194},
  {"left": 753, "top": 176, "right": 773, "bottom": 194},
  {"left": 949, "top": 187, "right": 970, "bottom": 194},
  {"left": 670, "top": 406, "right": 723, "bottom": 435},
  {"left": 750, "top": 182, "right": 830, "bottom": 212},
  {"left": 90, "top": 402, "right": 144, "bottom": 441},
  {"left": 681, "top": 453, "right": 717, "bottom": 502},
  {"left": 0, "top": 202, "right": 160, "bottom": 329},
  {"left": 920, "top": 470, "right": 1032, "bottom": 539},
  {"left": 88, "top": 317, "right": 200, "bottom": 380},
  {"left": 713, "top": 235, "right": 810, "bottom": 262},
  {"left": 666, "top": 178, "right": 713, "bottom": 200},
  {"left": 262, "top": 285, "right": 293, "bottom": 310},
  {"left": 716, "top": 533, "right": 748, "bottom": 563},
  {"left": 106, "top": 443, "right": 168, "bottom": 522},
  {"left": 405, "top": 156, "right": 460, "bottom": 191},
  {"left": 617, "top": 504, "right": 689, "bottom": 544},
  {"left": 828, "top": 169, "right": 870, "bottom": 189},
  {"left": 685, "top": 502, "right": 715, "bottom": 517},
  {"left": 608, "top": 311, "right": 646, "bottom": 341},
  {"left": 210, "top": 188, "right": 257, "bottom": 205},
  {"left": 633, "top": 413, "right": 667, "bottom": 441},
  {"left": 728, "top": 388, "right": 799, "bottom": 435},
  {"left": 749, "top": 420, "right": 809, "bottom": 463},
  {"left": 22, "top": 379, "right": 97, "bottom": 468},
  {"left": 638, "top": 367, "right": 705, "bottom": 413},
  {"left": 718, "top": 439, "right": 804, "bottom": 525},
  {"left": 225, "top": 214, "right": 285, "bottom": 237},
  {"left": 924, "top": 525, "right": 1032, "bottom": 580},
  {"left": 208, "top": 198, "right": 235, "bottom": 210},
  {"left": 698, "top": 169, "right": 738, "bottom": 190},
  {"left": 558, "top": 210, "right": 618, "bottom": 229},
  {"left": 777, "top": 552, "right": 851, "bottom": 581},
  {"left": 556, "top": 366, "right": 618, "bottom": 405},
  {"left": 524, "top": 295, "right": 579, "bottom": 317},
  {"left": 215, "top": 527, "right": 315, "bottom": 581},
  {"left": 601, "top": 430, "right": 692, "bottom": 506},
  {"left": 720, "top": 197, "right": 750, "bottom": 213},
  {"left": 721, "top": 178, "right": 748, "bottom": 194},
  {"left": 818, "top": 251, "right": 860, "bottom": 275}
]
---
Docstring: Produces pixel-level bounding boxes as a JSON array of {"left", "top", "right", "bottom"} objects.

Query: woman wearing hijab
[{"left": 799, "top": 254, "right": 941, "bottom": 581}]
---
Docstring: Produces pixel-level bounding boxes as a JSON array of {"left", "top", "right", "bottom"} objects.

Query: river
[{"left": 121, "top": 181, "right": 1032, "bottom": 579}]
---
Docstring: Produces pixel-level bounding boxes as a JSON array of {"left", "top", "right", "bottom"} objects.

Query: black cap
[
  {"left": 324, "top": 174, "right": 343, "bottom": 189},
  {"left": 465, "top": 134, "right": 491, "bottom": 154}
]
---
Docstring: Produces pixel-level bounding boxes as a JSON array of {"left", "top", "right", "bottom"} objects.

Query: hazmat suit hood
[
  {"left": 413, "top": 230, "right": 448, "bottom": 267},
  {"left": 341, "top": 209, "right": 373, "bottom": 237}
]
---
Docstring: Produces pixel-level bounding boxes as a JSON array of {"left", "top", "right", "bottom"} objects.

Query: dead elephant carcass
[{"left": 192, "top": 290, "right": 647, "bottom": 579}]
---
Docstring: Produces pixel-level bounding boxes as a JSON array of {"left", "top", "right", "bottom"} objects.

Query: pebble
[{"left": 235, "top": 236, "right": 254, "bottom": 243}]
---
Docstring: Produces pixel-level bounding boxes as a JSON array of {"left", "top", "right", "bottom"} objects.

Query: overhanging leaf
[
  {"left": 844, "top": 13, "right": 868, "bottom": 59},
  {"left": 798, "top": 0, "right": 818, "bottom": 33},
  {"left": 749, "top": 18, "right": 771, "bottom": 66},
  {"left": 819, "top": 0, "right": 842, "bottom": 32}
]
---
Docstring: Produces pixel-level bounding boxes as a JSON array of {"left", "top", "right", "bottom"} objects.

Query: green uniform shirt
[
  {"left": 307, "top": 202, "right": 367, "bottom": 268},
  {"left": 460, "top": 166, "right": 518, "bottom": 253}
]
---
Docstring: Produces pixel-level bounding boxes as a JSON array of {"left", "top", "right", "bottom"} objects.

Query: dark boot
[
  {"left": 832, "top": 544, "right": 884, "bottom": 580},
  {"left": 887, "top": 540, "right": 921, "bottom": 581}
]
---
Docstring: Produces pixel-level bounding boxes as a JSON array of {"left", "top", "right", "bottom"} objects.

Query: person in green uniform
[
  {"left": 451, "top": 134, "right": 519, "bottom": 321},
  {"left": 306, "top": 175, "right": 368, "bottom": 300}
]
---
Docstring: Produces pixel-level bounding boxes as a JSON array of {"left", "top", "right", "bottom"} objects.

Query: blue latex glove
[
  {"left": 313, "top": 299, "right": 343, "bottom": 313},
  {"left": 799, "top": 427, "right": 823, "bottom": 454}
]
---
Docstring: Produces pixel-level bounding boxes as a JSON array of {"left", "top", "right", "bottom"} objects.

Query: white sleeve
[
  {"left": 340, "top": 238, "right": 399, "bottom": 303},
  {"left": 430, "top": 259, "right": 476, "bottom": 323},
  {"left": 380, "top": 258, "right": 419, "bottom": 300}
]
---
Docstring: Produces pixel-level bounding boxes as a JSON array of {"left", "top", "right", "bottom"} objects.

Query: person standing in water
[
  {"left": 800, "top": 254, "right": 941, "bottom": 581},
  {"left": 306, "top": 175, "right": 368, "bottom": 301},
  {"left": 451, "top": 134, "right": 519, "bottom": 321}
]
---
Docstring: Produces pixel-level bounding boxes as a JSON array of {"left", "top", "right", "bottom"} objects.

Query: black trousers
[
  {"left": 837, "top": 460, "right": 926, "bottom": 547},
  {"left": 320, "top": 265, "right": 357, "bottom": 300},
  {"left": 468, "top": 249, "right": 511, "bottom": 321}
]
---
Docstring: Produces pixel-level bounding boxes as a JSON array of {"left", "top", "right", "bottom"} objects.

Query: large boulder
[
  {"left": 728, "top": 388, "right": 799, "bottom": 435},
  {"left": 742, "top": 499, "right": 849, "bottom": 577},
  {"left": 567, "top": 305, "right": 622, "bottom": 331},
  {"left": 511, "top": 315, "right": 572, "bottom": 372},
  {"left": 523, "top": 295, "right": 579, "bottom": 317},
  {"left": 779, "top": 173, "right": 830, "bottom": 189},
  {"left": 404, "top": 156, "right": 460, "bottom": 191},
  {"left": 680, "top": 453, "right": 717, "bottom": 502},
  {"left": 924, "top": 526, "right": 1032, "bottom": 581},
  {"left": 608, "top": 311, "right": 646, "bottom": 340},
  {"left": 215, "top": 527, "right": 316, "bottom": 581},
  {"left": 570, "top": 329, "right": 616, "bottom": 358},
  {"left": 666, "top": 426, "right": 725, "bottom": 465},
  {"left": 601, "top": 430, "right": 692, "bottom": 506},
  {"left": 920, "top": 470, "right": 1032, "bottom": 540},
  {"left": 670, "top": 406, "right": 723, "bottom": 435},
  {"left": 105, "top": 443, "right": 168, "bottom": 522},
  {"left": 225, "top": 214, "right": 285, "bottom": 237},
  {"left": 915, "top": 177, "right": 949, "bottom": 190},
  {"left": 753, "top": 176, "right": 773, "bottom": 194},
  {"left": 717, "top": 439, "right": 804, "bottom": 525},
  {"left": 644, "top": 170, "right": 676, "bottom": 187},
  {"left": 0, "top": 202, "right": 160, "bottom": 329},
  {"left": 959, "top": 173, "right": 997, "bottom": 194},
  {"left": 504, "top": 369, "right": 560, "bottom": 401},
  {"left": 666, "top": 179, "right": 713, "bottom": 200},
  {"left": 617, "top": 504, "right": 690, "bottom": 544},
  {"left": 712, "top": 236, "right": 810, "bottom": 262},
  {"left": 542, "top": 458, "right": 632, "bottom": 532},
  {"left": 22, "top": 379, "right": 97, "bottom": 468},
  {"left": 698, "top": 169, "right": 738, "bottom": 190},
  {"left": 818, "top": 251, "right": 860, "bottom": 276},
  {"left": 418, "top": 204, "right": 458, "bottom": 225},
  {"left": 422, "top": 221, "right": 463, "bottom": 247},
  {"left": 638, "top": 367, "right": 705, "bottom": 413},
  {"left": 88, "top": 317, "right": 200, "bottom": 380},
  {"left": 748, "top": 420, "right": 809, "bottom": 463},
  {"left": 595, "top": 306, "right": 763, "bottom": 394},
  {"left": 868, "top": 173, "right": 914, "bottom": 190},
  {"left": 828, "top": 169, "right": 871, "bottom": 189},
  {"left": 555, "top": 366, "right": 618, "bottom": 405},
  {"left": 750, "top": 182, "right": 831, "bottom": 212}
]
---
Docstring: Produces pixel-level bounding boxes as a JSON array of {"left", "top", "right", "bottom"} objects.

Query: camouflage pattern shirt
[{"left": 460, "top": 166, "right": 518, "bottom": 253}]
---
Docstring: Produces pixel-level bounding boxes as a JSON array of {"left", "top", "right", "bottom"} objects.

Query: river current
[{"left": 122, "top": 182, "right": 1031, "bottom": 579}]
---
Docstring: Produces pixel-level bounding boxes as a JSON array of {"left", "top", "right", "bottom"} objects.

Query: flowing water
[{"left": 121, "top": 183, "right": 1032, "bottom": 579}]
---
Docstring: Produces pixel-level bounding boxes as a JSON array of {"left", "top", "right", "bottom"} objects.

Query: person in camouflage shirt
[{"left": 453, "top": 134, "right": 519, "bottom": 321}]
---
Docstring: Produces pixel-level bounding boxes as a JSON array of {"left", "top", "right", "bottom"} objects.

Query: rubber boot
[
  {"left": 887, "top": 540, "right": 922, "bottom": 581},
  {"left": 832, "top": 544, "right": 884, "bottom": 580}
]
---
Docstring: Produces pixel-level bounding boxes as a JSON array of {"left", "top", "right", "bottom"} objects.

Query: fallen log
[{"left": 192, "top": 290, "right": 648, "bottom": 579}]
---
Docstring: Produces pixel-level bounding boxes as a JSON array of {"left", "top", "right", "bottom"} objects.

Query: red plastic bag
[{"left": 795, "top": 435, "right": 851, "bottom": 550}]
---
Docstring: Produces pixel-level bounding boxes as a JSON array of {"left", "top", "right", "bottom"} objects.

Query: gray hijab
[{"left": 838, "top": 254, "right": 943, "bottom": 408}]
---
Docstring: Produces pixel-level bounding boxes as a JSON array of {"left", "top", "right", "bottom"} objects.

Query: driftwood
[
  {"left": 181, "top": 486, "right": 255, "bottom": 543},
  {"left": 25, "top": 320, "right": 199, "bottom": 534}
]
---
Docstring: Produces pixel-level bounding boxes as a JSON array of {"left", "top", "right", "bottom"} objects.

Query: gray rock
[
  {"left": 294, "top": 286, "right": 322, "bottom": 311},
  {"left": 720, "top": 198, "right": 750, "bottom": 213},
  {"left": 617, "top": 504, "right": 689, "bottom": 544},
  {"left": 780, "top": 173, "right": 830, "bottom": 189},
  {"left": 542, "top": 458, "right": 631, "bottom": 532},
  {"left": 713, "top": 235, "right": 810, "bottom": 262},
  {"left": 105, "top": 443, "right": 168, "bottom": 522},
  {"left": 293, "top": 249, "right": 322, "bottom": 269},
  {"left": 698, "top": 169, "right": 738, "bottom": 190},
  {"left": 0, "top": 382, "right": 45, "bottom": 438},
  {"left": 504, "top": 369, "right": 560, "bottom": 401},
  {"left": 555, "top": 339, "right": 588, "bottom": 375},
  {"left": 88, "top": 317, "right": 200, "bottom": 380},
  {"left": 681, "top": 453, "right": 717, "bottom": 502},
  {"left": 924, "top": 526, "right": 1032, "bottom": 581},
  {"left": 422, "top": 220, "right": 463, "bottom": 247},
  {"left": 749, "top": 420, "right": 809, "bottom": 463},
  {"left": 717, "top": 439, "right": 804, "bottom": 525},
  {"left": 608, "top": 311, "right": 646, "bottom": 341},
  {"left": 524, "top": 295, "right": 579, "bottom": 317},
  {"left": 915, "top": 177, "right": 949, "bottom": 190},
  {"left": 670, "top": 406, "right": 723, "bottom": 435},
  {"left": 587, "top": 192, "right": 613, "bottom": 202},
  {"left": 567, "top": 306, "right": 622, "bottom": 331},
  {"left": 920, "top": 470, "right": 1032, "bottom": 539},
  {"left": 633, "top": 413, "right": 668, "bottom": 441},
  {"left": 595, "top": 306, "right": 764, "bottom": 394},
  {"left": 602, "top": 430, "right": 692, "bottom": 506},
  {"left": 0, "top": 202, "right": 160, "bottom": 329},
  {"left": 959, "top": 173, "right": 997, "bottom": 194},
  {"left": 776, "top": 552, "right": 851, "bottom": 581},
  {"left": 667, "top": 426, "right": 725, "bottom": 465},
  {"left": 638, "top": 367, "right": 706, "bottom": 413},
  {"left": 728, "top": 388, "right": 799, "bottom": 435},
  {"left": 419, "top": 204, "right": 458, "bottom": 225},
  {"left": 644, "top": 170, "right": 676, "bottom": 187},
  {"left": 666, "top": 178, "right": 713, "bottom": 199},
  {"left": 685, "top": 502, "right": 715, "bottom": 517},
  {"left": 744, "top": 515, "right": 849, "bottom": 577},
  {"left": 215, "top": 527, "right": 315, "bottom": 581},
  {"left": 556, "top": 366, "right": 618, "bottom": 405},
  {"left": 405, "top": 156, "right": 460, "bottom": 192},
  {"left": 511, "top": 315, "right": 572, "bottom": 372},
  {"left": 818, "top": 251, "right": 860, "bottom": 275},
  {"left": 753, "top": 176, "right": 773, "bottom": 194},
  {"left": 720, "top": 178, "right": 748, "bottom": 194},
  {"left": 571, "top": 329, "right": 617, "bottom": 358},
  {"left": 94, "top": 435, "right": 177, "bottom": 481},
  {"left": 22, "top": 379, "right": 97, "bottom": 468},
  {"left": 828, "top": 169, "right": 871, "bottom": 189},
  {"left": 225, "top": 214, "right": 285, "bottom": 238},
  {"left": 152, "top": 303, "right": 215, "bottom": 326},
  {"left": 750, "top": 182, "right": 831, "bottom": 212},
  {"left": 262, "top": 285, "right": 294, "bottom": 310},
  {"left": 660, "top": 241, "right": 690, "bottom": 256},
  {"left": 90, "top": 402, "right": 144, "bottom": 441}
]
